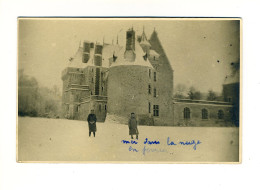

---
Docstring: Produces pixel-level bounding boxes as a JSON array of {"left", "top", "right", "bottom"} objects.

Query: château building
[{"left": 61, "top": 27, "right": 239, "bottom": 126}]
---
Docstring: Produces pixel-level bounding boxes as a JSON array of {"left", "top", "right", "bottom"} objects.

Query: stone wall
[
  {"left": 173, "top": 100, "right": 234, "bottom": 126},
  {"left": 107, "top": 65, "right": 154, "bottom": 124},
  {"left": 148, "top": 30, "right": 174, "bottom": 126}
]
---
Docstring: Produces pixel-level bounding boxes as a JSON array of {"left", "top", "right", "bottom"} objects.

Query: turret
[{"left": 139, "top": 27, "right": 151, "bottom": 54}]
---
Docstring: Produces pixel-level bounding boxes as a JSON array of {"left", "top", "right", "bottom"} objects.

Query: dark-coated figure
[
  {"left": 87, "top": 109, "right": 97, "bottom": 137},
  {"left": 128, "top": 113, "right": 139, "bottom": 140}
]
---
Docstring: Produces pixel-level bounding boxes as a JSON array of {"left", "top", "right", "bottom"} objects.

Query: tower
[
  {"left": 107, "top": 28, "right": 155, "bottom": 125},
  {"left": 139, "top": 27, "right": 151, "bottom": 54}
]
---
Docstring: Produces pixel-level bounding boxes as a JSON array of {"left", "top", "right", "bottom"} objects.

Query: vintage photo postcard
[{"left": 17, "top": 18, "right": 241, "bottom": 163}]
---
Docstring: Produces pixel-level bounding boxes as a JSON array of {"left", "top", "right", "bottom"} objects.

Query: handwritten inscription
[
  {"left": 121, "top": 137, "right": 202, "bottom": 154},
  {"left": 129, "top": 146, "right": 138, "bottom": 152},
  {"left": 142, "top": 145, "right": 167, "bottom": 155},
  {"left": 143, "top": 138, "right": 160, "bottom": 145},
  {"left": 121, "top": 140, "right": 138, "bottom": 144},
  {"left": 167, "top": 137, "right": 177, "bottom": 145},
  {"left": 179, "top": 140, "right": 201, "bottom": 150}
]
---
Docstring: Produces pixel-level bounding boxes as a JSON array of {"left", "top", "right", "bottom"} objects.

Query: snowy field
[{"left": 17, "top": 117, "right": 239, "bottom": 162}]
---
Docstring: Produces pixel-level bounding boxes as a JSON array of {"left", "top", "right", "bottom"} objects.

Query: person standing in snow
[
  {"left": 87, "top": 109, "right": 97, "bottom": 137},
  {"left": 128, "top": 113, "right": 139, "bottom": 140}
]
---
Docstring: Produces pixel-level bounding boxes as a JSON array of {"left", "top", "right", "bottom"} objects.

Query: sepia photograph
[{"left": 17, "top": 18, "right": 241, "bottom": 163}]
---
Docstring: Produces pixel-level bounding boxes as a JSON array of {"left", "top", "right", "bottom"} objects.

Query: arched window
[
  {"left": 218, "top": 110, "right": 224, "bottom": 119},
  {"left": 202, "top": 109, "right": 208, "bottom": 119},
  {"left": 184, "top": 107, "right": 190, "bottom": 119}
]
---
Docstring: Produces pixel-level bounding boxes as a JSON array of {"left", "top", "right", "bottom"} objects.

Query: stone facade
[
  {"left": 173, "top": 99, "right": 234, "bottom": 126},
  {"left": 61, "top": 27, "right": 239, "bottom": 127}
]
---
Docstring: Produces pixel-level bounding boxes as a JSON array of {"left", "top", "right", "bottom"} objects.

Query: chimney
[
  {"left": 124, "top": 28, "right": 136, "bottom": 62},
  {"left": 82, "top": 41, "right": 91, "bottom": 63},
  {"left": 126, "top": 28, "right": 135, "bottom": 51},
  {"left": 94, "top": 43, "right": 103, "bottom": 66}
]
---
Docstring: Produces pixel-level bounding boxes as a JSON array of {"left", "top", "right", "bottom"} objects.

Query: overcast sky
[{"left": 18, "top": 18, "right": 240, "bottom": 93}]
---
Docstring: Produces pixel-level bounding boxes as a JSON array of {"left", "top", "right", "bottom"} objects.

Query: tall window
[
  {"left": 218, "top": 110, "right": 224, "bottom": 119},
  {"left": 154, "top": 72, "right": 157, "bottom": 82},
  {"left": 105, "top": 104, "right": 107, "bottom": 111},
  {"left": 153, "top": 105, "right": 159, "bottom": 116},
  {"left": 154, "top": 88, "right": 157, "bottom": 97},
  {"left": 76, "top": 105, "right": 80, "bottom": 113},
  {"left": 202, "top": 109, "right": 208, "bottom": 119},
  {"left": 148, "top": 84, "right": 151, "bottom": 94},
  {"left": 148, "top": 102, "right": 151, "bottom": 113},
  {"left": 149, "top": 69, "right": 151, "bottom": 78},
  {"left": 184, "top": 107, "right": 190, "bottom": 119}
]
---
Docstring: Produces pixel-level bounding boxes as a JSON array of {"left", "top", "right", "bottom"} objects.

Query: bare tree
[
  {"left": 207, "top": 90, "right": 217, "bottom": 101},
  {"left": 174, "top": 83, "right": 188, "bottom": 99},
  {"left": 188, "top": 86, "right": 201, "bottom": 100}
]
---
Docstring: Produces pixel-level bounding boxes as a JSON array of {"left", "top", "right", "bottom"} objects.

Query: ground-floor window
[
  {"left": 184, "top": 107, "right": 190, "bottom": 119},
  {"left": 99, "top": 104, "right": 102, "bottom": 112},
  {"left": 218, "top": 110, "right": 224, "bottom": 119},
  {"left": 202, "top": 109, "right": 208, "bottom": 119},
  {"left": 148, "top": 102, "right": 151, "bottom": 113},
  {"left": 76, "top": 105, "right": 80, "bottom": 113},
  {"left": 153, "top": 105, "right": 159, "bottom": 116}
]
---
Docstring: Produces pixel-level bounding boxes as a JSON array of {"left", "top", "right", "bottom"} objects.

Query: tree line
[
  {"left": 174, "top": 83, "right": 223, "bottom": 101},
  {"left": 18, "top": 69, "right": 62, "bottom": 118}
]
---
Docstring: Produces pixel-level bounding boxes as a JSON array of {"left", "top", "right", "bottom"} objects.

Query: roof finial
[
  {"left": 143, "top": 25, "right": 145, "bottom": 33},
  {"left": 103, "top": 36, "right": 105, "bottom": 45}
]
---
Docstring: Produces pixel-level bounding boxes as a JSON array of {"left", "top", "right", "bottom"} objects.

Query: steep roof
[
  {"left": 149, "top": 30, "right": 173, "bottom": 72},
  {"left": 224, "top": 72, "right": 239, "bottom": 85},
  {"left": 67, "top": 46, "right": 94, "bottom": 68},
  {"left": 110, "top": 39, "right": 154, "bottom": 68},
  {"left": 67, "top": 43, "right": 122, "bottom": 68},
  {"left": 139, "top": 30, "right": 151, "bottom": 47},
  {"left": 224, "top": 62, "right": 240, "bottom": 85}
]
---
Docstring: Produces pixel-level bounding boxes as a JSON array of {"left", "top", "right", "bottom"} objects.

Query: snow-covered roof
[
  {"left": 140, "top": 40, "right": 151, "bottom": 47},
  {"left": 67, "top": 47, "right": 93, "bottom": 68},
  {"left": 149, "top": 49, "right": 159, "bottom": 57},
  {"left": 139, "top": 30, "right": 151, "bottom": 47},
  {"left": 102, "top": 44, "right": 123, "bottom": 67},
  {"left": 110, "top": 39, "right": 154, "bottom": 68},
  {"left": 67, "top": 43, "right": 122, "bottom": 68}
]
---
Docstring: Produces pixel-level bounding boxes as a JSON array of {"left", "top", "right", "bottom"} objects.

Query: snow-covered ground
[{"left": 17, "top": 117, "right": 239, "bottom": 162}]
